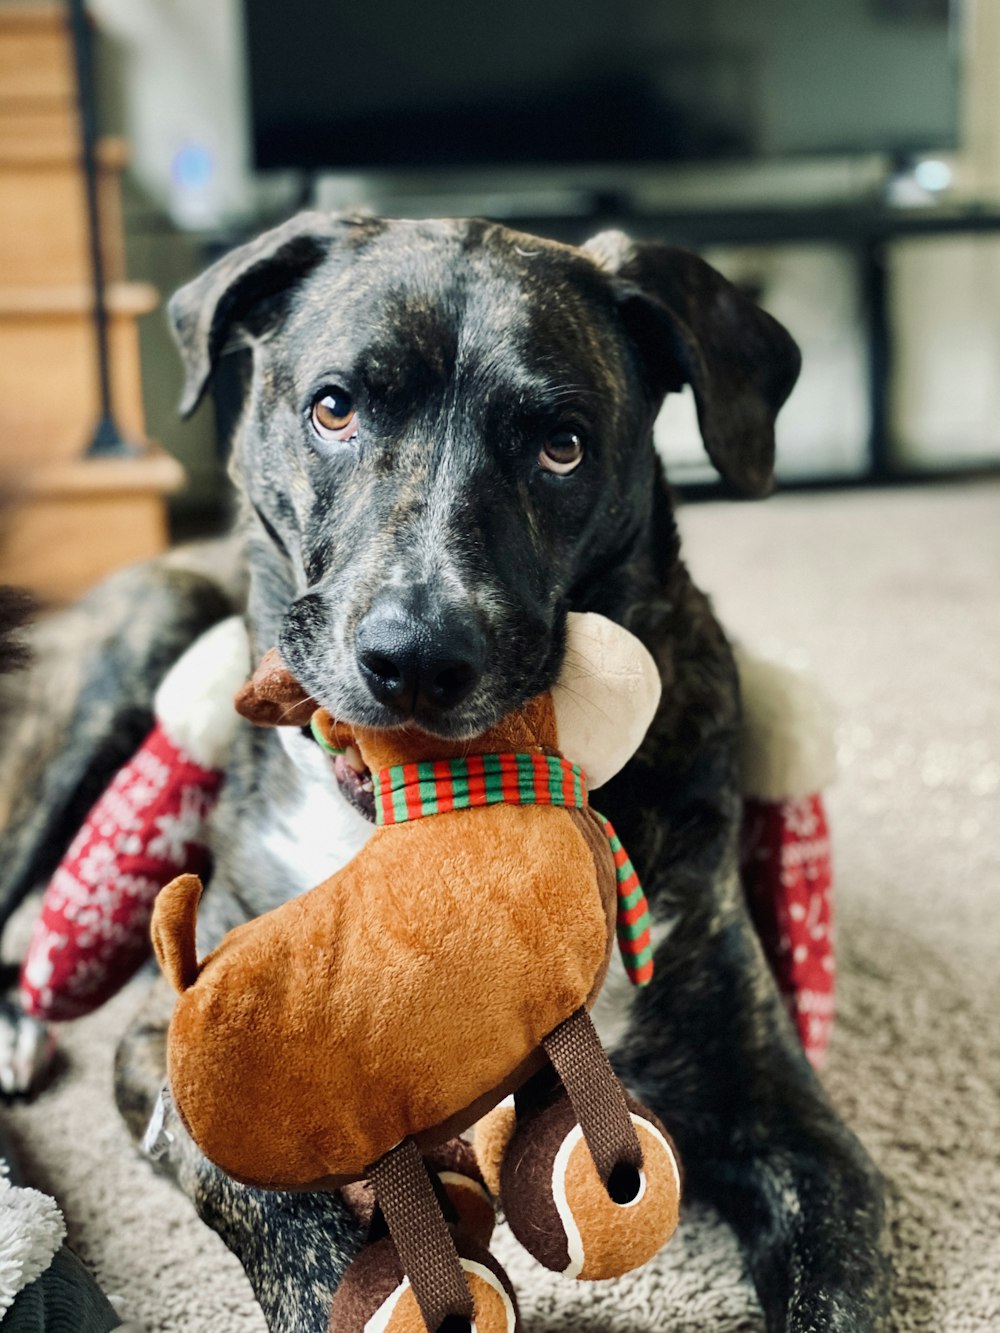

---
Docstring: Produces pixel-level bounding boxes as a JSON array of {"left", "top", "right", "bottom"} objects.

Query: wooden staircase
[{"left": 0, "top": 1, "right": 184, "bottom": 603}]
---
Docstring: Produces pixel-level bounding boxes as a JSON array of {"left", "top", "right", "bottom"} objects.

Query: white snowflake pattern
[
  {"left": 65, "top": 954, "right": 118, "bottom": 997},
  {"left": 22, "top": 931, "right": 67, "bottom": 990},
  {"left": 133, "top": 747, "right": 171, "bottom": 788},
  {"left": 99, "top": 786, "right": 148, "bottom": 834},
  {"left": 115, "top": 873, "right": 161, "bottom": 902},
  {"left": 44, "top": 866, "right": 87, "bottom": 910},
  {"left": 146, "top": 786, "right": 210, "bottom": 866},
  {"left": 76, "top": 842, "right": 119, "bottom": 888},
  {"left": 97, "top": 753, "right": 171, "bottom": 831},
  {"left": 782, "top": 797, "right": 820, "bottom": 839}
]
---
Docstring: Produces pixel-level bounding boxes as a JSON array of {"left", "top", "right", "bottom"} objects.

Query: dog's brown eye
[
  {"left": 539, "top": 431, "right": 584, "bottom": 475},
  {"left": 311, "top": 389, "right": 358, "bottom": 442}
]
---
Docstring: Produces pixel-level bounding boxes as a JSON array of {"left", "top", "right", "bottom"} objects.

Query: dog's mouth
[{"left": 332, "top": 747, "right": 376, "bottom": 822}]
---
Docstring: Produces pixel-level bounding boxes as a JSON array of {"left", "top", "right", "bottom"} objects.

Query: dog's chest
[{"left": 260, "top": 730, "right": 375, "bottom": 894}]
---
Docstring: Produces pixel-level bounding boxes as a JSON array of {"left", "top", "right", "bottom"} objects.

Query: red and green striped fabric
[
  {"left": 592, "top": 812, "right": 655, "bottom": 987},
  {"left": 373, "top": 752, "right": 585, "bottom": 825},
  {"left": 370, "top": 752, "right": 654, "bottom": 986}
]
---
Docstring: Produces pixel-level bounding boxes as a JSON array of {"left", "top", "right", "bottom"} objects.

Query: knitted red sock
[
  {"left": 19, "top": 724, "right": 222, "bottom": 1020},
  {"left": 741, "top": 794, "right": 834, "bottom": 1067},
  {"left": 19, "top": 617, "right": 249, "bottom": 1022}
]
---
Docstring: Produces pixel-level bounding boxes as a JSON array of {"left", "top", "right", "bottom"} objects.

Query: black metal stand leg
[
  {"left": 67, "top": 0, "right": 135, "bottom": 458},
  {"left": 862, "top": 237, "right": 894, "bottom": 481}
]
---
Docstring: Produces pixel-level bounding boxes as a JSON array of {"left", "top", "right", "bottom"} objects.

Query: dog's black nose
[{"left": 356, "top": 599, "right": 485, "bottom": 715}]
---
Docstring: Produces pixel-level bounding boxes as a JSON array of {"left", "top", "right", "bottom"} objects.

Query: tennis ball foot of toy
[
  {"left": 492, "top": 1089, "right": 682, "bottom": 1280},
  {"left": 328, "top": 1232, "right": 521, "bottom": 1333},
  {"left": 424, "top": 1138, "right": 497, "bottom": 1249},
  {"left": 474, "top": 1102, "right": 517, "bottom": 1197},
  {"left": 340, "top": 1139, "right": 497, "bottom": 1253}
]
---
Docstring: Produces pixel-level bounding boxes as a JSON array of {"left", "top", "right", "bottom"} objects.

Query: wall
[
  {"left": 890, "top": 0, "right": 1000, "bottom": 466},
  {"left": 90, "top": 0, "right": 254, "bottom": 227}
]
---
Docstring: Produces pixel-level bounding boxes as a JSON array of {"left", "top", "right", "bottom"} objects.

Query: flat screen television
[{"left": 244, "top": 0, "right": 960, "bottom": 173}]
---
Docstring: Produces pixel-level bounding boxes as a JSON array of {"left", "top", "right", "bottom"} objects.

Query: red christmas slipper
[
  {"left": 19, "top": 618, "right": 249, "bottom": 1021},
  {"left": 735, "top": 647, "right": 838, "bottom": 1067}
]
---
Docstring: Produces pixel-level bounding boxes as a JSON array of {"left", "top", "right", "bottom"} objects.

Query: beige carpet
[{"left": 4, "top": 480, "right": 999, "bottom": 1332}]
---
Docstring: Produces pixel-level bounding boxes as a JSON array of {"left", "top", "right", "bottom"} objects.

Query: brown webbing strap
[
  {"left": 543, "top": 1007, "right": 643, "bottom": 1184},
  {"left": 368, "top": 1138, "right": 474, "bottom": 1331}
]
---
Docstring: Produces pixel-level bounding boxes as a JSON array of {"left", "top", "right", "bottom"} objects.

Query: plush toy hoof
[
  {"left": 425, "top": 1139, "right": 497, "bottom": 1248},
  {"left": 340, "top": 1140, "right": 497, "bottom": 1251},
  {"left": 473, "top": 1103, "right": 517, "bottom": 1197},
  {"left": 329, "top": 1233, "right": 521, "bottom": 1332},
  {"left": 497, "top": 1091, "right": 681, "bottom": 1281}
]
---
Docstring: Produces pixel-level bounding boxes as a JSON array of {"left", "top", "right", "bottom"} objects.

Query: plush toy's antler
[
  {"left": 551, "top": 613, "right": 661, "bottom": 790},
  {"left": 233, "top": 614, "right": 663, "bottom": 782}
]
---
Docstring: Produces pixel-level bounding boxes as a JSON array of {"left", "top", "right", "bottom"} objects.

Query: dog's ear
[
  {"left": 169, "top": 210, "right": 377, "bottom": 417},
  {"left": 584, "top": 230, "right": 801, "bottom": 497},
  {"left": 234, "top": 646, "right": 318, "bottom": 727}
]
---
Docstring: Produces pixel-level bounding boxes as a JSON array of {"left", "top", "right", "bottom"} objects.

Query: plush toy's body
[{"left": 152, "top": 616, "right": 681, "bottom": 1331}]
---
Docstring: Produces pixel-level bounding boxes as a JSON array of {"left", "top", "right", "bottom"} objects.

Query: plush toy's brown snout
[{"left": 232, "top": 645, "right": 318, "bottom": 727}]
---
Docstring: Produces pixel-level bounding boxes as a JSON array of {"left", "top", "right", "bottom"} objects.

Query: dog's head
[{"left": 170, "top": 213, "right": 799, "bottom": 739}]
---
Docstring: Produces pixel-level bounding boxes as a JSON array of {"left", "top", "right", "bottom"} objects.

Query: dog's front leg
[
  {"left": 115, "top": 974, "right": 365, "bottom": 1333},
  {"left": 609, "top": 868, "right": 890, "bottom": 1332}
]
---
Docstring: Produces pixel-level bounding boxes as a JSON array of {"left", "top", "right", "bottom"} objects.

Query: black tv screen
[{"left": 245, "top": 0, "right": 959, "bottom": 171}]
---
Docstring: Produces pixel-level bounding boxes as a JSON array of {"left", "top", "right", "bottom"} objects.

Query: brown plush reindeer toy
[{"left": 151, "top": 614, "right": 681, "bottom": 1332}]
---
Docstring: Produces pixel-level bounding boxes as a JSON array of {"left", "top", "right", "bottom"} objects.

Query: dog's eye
[
  {"left": 311, "top": 389, "right": 358, "bottom": 442},
  {"left": 539, "top": 431, "right": 584, "bottom": 475}
]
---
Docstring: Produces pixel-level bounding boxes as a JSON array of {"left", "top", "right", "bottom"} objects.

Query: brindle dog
[{"left": 0, "top": 214, "right": 889, "bottom": 1331}]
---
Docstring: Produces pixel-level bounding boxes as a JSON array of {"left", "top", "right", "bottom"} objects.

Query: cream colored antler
[{"left": 552, "top": 613, "right": 662, "bottom": 790}]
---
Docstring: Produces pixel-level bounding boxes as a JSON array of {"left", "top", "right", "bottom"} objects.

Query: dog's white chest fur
[{"left": 262, "top": 729, "right": 375, "bottom": 894}]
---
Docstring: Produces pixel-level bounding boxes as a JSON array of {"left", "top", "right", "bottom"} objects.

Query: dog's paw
[{"left": 0, "top": 997, "right": 57, "bottom": 1097}]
